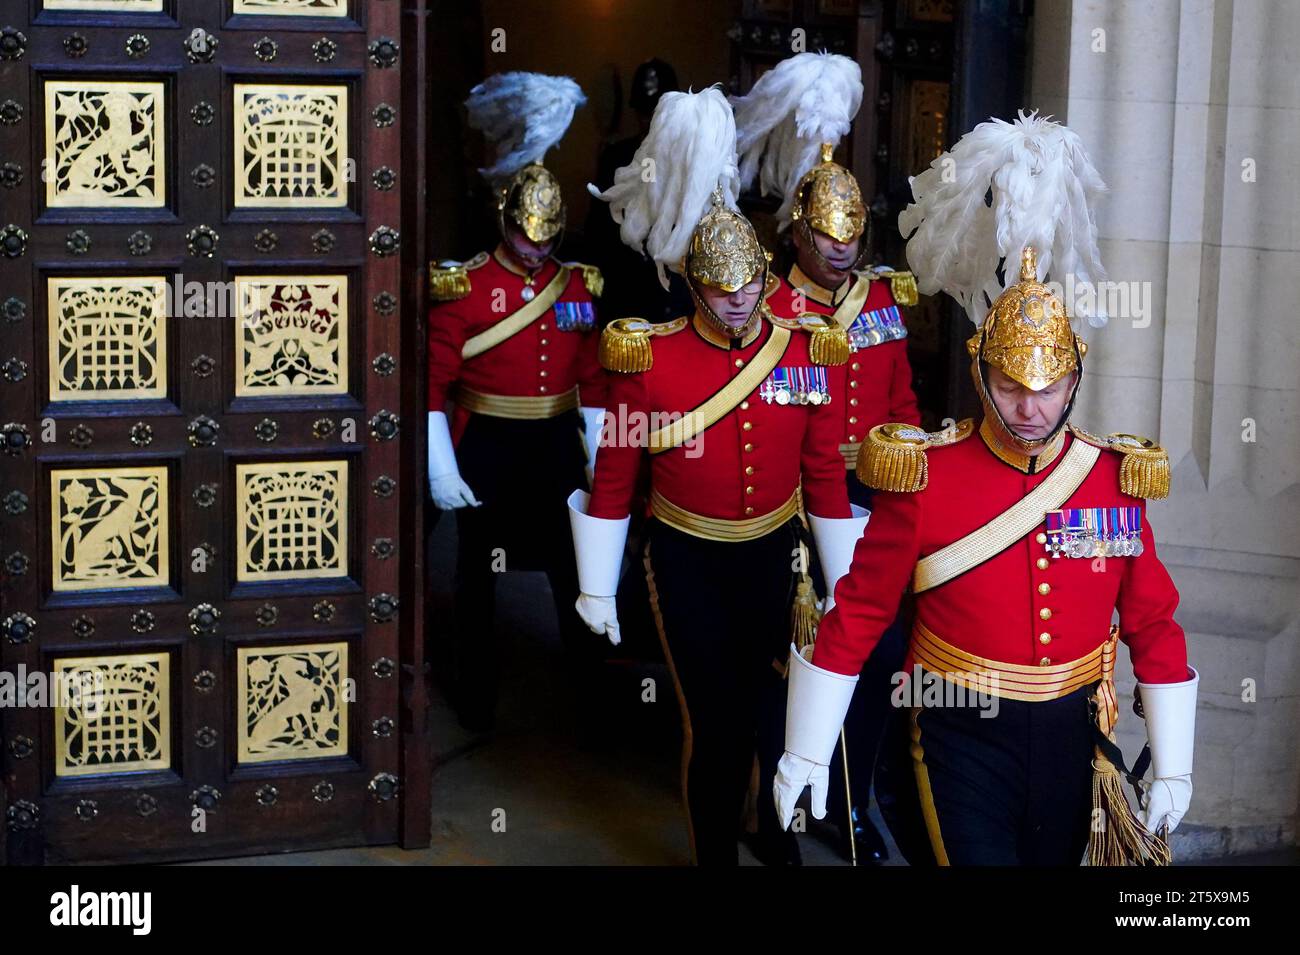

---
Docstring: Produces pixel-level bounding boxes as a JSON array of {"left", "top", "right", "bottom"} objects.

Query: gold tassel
[
  {"left": 1119, "top": 447, "right": 1170, "bottom": 500},
  {"left": 1088, "top": 746, "right": 1172, "bottom": 866},
  {"left": 886, "top": 270, "right": 919, "bottom": 306},
  {"left": 790, "top": 541, "right": 822, "bottom": 653},
  {"left": 806, "top": 319, "right": 850, "bottom": 366},
  {"left": 599, "top": 319, "right": 654, "bottom": 373},
  {"left": 856, "top": 426, "right": 928, "bottom": 492},
  {"left": 579, "top": 264, "right": 605, "bottom": 298},
  {"left": 428, "top": 264, "right": 470, "bottom": 301}
]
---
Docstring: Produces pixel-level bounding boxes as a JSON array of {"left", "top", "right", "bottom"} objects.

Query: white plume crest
[
  {"left": 730, "top": 52, "right": 863, "bottom": 228},
  {"left": 587, "top": 87, "right": 741, "bottom": 288},
  {"left": 898, "top": 110, "right": 1109, "bottom": 328},
  {"left": 465, "top": 72, "right": 586, "bottom": 181}
]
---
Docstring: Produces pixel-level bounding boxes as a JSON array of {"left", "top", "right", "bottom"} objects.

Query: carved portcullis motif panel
[
  {"left": 236, "top": 460, "right": 348, "bottom": 582},
  {"left": 235, "top": 275, "right": 348, "bottom": 397},
  {"left": 44, "top": 81, "right": 166, "bottom": 209},
  {"left": 233, "top": 84, "right": 349, "bottom": 208},
  {"left": 51, "top": 465, "right": 169, "bottom": 592},
  {"left": 237, "top": 643, "right": 348, "bottom": 763},
  {"left": 233, "top": 0, "right": 348, "bottom": 16},
  {"left": 53, "top": 652, "right": 171, "bottom": 777},
  {"left": 47, "top": 276, "right": 168, "bottom": 402}
]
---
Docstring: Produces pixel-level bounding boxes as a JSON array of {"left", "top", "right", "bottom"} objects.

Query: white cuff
[
  {"left": 427, "top": 410, "right": 460, "bottom": 480},
  {"left": 567, "top": 489, "right": 629, "bottom": 597},
  {"left": 1138, "top": 665, "right": 1198, "bottom": 779},
  {"left": 808, "top": 504, "right": 869, "bottom": 597},
  {"left": 785, "top": 643, "right": 858, "bottom": 765}
]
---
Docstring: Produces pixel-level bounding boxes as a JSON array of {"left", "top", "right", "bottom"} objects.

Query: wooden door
[{"left": 0, "top": 0, "right": 429, "bottom": 864}]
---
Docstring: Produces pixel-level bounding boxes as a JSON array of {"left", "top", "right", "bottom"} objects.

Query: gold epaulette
[
  {"left": 1070, "top": 425, "right": 1170, "bottom": 499},
  {"left": 869, "top": 268, "right": 919, "bottom": 306},
  {"left": 428, "top": 251, "right": 488, "bottom": 302},
  {"left": 763, "top": 272, "right": 781, "bottom": 300},
  {"left": 767, "top": 309, "right": 849, "bottom": 366},
  {"left": 598, "top": 317, "right": 687, "bottom": 373},
  {"left": 562, "top": 261, "right": 604, "bottom": 298},
  {"left": 856, "top": 418, "right": 974, "bottom": 492}
]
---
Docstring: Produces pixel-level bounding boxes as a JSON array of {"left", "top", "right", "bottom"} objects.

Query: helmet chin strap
[
  {"left": 498, "top": 210, "right": 562, "bottom": 271},
  {"left": 974, "top": 349, "right": 1083, "bottom": 459},
  {"left": 686, "top": 266, "right": 766, "bottom": 341},
  {"left": 796, "top": 218, "right": 870, "bottom": 286}
]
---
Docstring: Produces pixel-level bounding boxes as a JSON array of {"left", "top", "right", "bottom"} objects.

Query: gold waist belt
[
  {"left": 910, "top": 619, "right": 1116, "bottom": 703},
  {"left": 650, "top": 488, "right": 799, "bottom": 543},
  {"left": 452, "top": 384, "right": 579, "bottom": 420},
  {"left": 839, "top": 441, "right": 862, "bottom": 470}
]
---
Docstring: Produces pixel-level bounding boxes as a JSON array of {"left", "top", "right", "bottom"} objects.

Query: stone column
[{"left": 1029, "top": 0, "right": 1300, "bottom": 857}]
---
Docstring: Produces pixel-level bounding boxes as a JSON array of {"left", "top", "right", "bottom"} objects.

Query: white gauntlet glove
[
  {"left": 1137, "top": 667, "right": 1198, "bottom": 835},
  {"left": 772, "top": 644, "right": 858, "bottom": 830},
  {"left": 567, "top": 490, "right": 629, "bottom": 647},
  {"left": 427, "top": 410, "right": 481, "bottom": 510}
]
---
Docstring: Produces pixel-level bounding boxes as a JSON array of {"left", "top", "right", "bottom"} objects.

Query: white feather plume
[
  {"left": 588, "top": 87, "right": 741, "bottom": 288},
  {"left": 465, "top": 72, "right": 586, "bottom": 181},
  {"left": 730, "top": 52, "right": 863, "bottom": 229},
  {"left": 897, "top": 110, "right": 1109, "bottom": 327}
]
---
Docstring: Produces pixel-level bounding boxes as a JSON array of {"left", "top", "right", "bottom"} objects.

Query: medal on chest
[
  {"left": 847, "top": 304, "right": 907, "bottom": 351},
  {"left": 552, "top": 300, "right": 595, "bottom": 331},
  {"left": 758, "top": 365, "right": 831, "bottom": 406},
  {"left": 1043, "top": 506, "right": 1144, "bottom": 559}
]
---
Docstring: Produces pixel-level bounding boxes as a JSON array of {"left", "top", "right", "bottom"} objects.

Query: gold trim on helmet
[
  {"left": 969, "top": 246, "right": 1089, "bottom": 462},
  {"left": 967, "top": 246, "right": 1082, "bottom": 391},
  {"left": 498, "top": 162, "right": 565, "bottom": 244},
  {"left": 685, "top": 197, "right": 770, "bottom": 340},
  {"left": 791, "top": 143, "right": 866, "bottom": 245}
]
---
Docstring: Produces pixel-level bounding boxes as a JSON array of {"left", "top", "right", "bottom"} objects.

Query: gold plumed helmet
[
  {"left": 687, "top": 198, "right": 768, "bottom": 292},
  {"left": 968, "top": 246, "right": 1088, "bottom": 453},
  {"left": 967, "top": 246, "right": 1086, "bottom": 390},
  {"left": 791, "top": 143, "right": 867, "bottom": 244},
  {"left": 684, "top": 193, "right": 770, "bottom": 340},
  {"left": 498, "top": 162, "right": 565, "bottom": 245}
]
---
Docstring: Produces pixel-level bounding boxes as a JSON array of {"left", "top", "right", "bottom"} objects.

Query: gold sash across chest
[
  {"left": 829, "top": 275, "right": 872, "bottom": 331},
  {"left": 460, "top": 265, "right": 570, "bottom": 360},
  {"left": 911, "top": 438, "right": 1101, "bottom": 593},
  {"left": 647, "top": 325, "right": 791, "bottom": 454}
]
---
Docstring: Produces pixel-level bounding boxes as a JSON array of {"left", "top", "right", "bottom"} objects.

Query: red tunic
[
  {"left": 587, "top": 316, "right": 851, "bottom": 522},
  {"left": 765, "top": 265, "right": 920, "bottom": 462},
  {"left": 427, "top": 247, "right": 607, "bottom": 442},
  {"left": 813, "top": 424, "right": 1190, "bottom": 685}
]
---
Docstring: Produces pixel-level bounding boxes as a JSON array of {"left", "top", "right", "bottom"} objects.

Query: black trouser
[
  {"left": 820, "top": 474, "right": 910, "bottom": 833},
  {"left": 643, "top": 519, "right": 798, "bottom": 866},
  {"left": 449, "top": 411, "right": 596, "bottom": 722},
  {"left": 876, "top": 678, "right": 1097, "bottom": 866}
]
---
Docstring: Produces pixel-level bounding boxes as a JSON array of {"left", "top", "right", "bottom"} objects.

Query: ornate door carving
[{"left": 0, "top": 0, "right": 427, "bottom": 864}]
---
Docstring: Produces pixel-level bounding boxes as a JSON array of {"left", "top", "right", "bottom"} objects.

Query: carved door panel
[{"left": 0, "top": 0, "right": 422, "bottom": 863}]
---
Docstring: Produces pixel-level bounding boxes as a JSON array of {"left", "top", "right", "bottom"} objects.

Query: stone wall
[{"left": 1027, "top": 0, "right": 1300, "bottom": 858}]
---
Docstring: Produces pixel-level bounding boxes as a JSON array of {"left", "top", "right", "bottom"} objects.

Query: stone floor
[{"left": 194, "top": 516, "right": 1295, "bottom": 867}]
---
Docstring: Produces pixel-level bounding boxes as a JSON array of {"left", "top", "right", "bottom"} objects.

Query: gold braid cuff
[
  {"left": 598, "top": 317, "right": 687, "bottom": 373},
  {"left": 857, "top": 419, "right": 974, "bottom": 492},
  {"left": 1070, "top": 426, "right": 1171, "bottom": 499}
]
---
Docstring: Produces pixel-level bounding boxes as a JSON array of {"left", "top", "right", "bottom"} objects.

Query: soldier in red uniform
[
  {"left": 427, "top": 73, "right": 607, "bottom": 731},
  {"left": 774, "top": 114, "right": 1199, "bottom": 866},
  {"left": 569, "top": 88, "right": 864, "bottom": 865},
  {"left": 731, "top": 51, "right": 922, "bottom": 862}
]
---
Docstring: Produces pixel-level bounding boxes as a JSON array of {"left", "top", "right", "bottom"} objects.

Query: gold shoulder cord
[
  {"left": 599, "top": 317, "right": 688, "bottom": 373},
  {"left": 562, "top": 261, "right": 605, "bottom": 298},
  {"left": 429, "top": 251, "right": 488, "bottom": 302},
  {"left": 1070, "top": 425, "right": 1170, "bottom": 499},
  {"left": 856, "top": 419, "right": 974, "bottom": 492}
]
